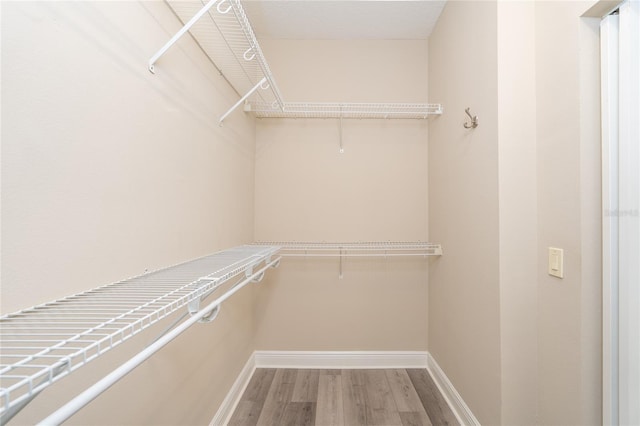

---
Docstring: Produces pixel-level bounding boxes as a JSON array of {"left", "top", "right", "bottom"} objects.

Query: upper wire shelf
[
  {"left": 150, "top": 0, "right": 443, "bottom": 123},
  {"left": 150, "top": 0, "right": 284, "bottom": 121},
  {"left": 246, "top": 102, "right": 444, "bottom": 120},
  {"left": 254, "top": 241, "right": 443, "bottom": 257},
  {"left": 0, "top": 245, "right": 279, "bottom": 421}
]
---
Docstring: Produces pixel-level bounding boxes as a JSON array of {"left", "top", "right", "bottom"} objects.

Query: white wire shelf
[
  {"left": 246, "top": 102, "right": 444, "bottom": 120},
  {"left": 0, "top": 245, "right": 279, "bottom": 421},
  {"left": 254, "top": 241, "right": 443, "bottom": 257},
  {"left": 150, "top": 0, "right": 284, "bottom": 121},
  {"left": 149, "top": 1, "right": 444, "bottom": 123}
]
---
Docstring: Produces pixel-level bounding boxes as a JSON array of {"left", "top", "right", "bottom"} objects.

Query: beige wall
[
  {"left": 428, "top": 1, "right": 502, "bottom": 424},
  {"left": 2, "top": 1, "right": 257, "bottom": 423},
  {"left": 253, "top": 40, "right": 430, "bottom": 351},
  {"left": 429, "top": 1, "right": 602, "bottom": 424},
  {"left": 497, "top": 2, "right": 538, "bottom": 424},
  {"left": 535, "top": 2, "right": 602, "bottom": 424}
]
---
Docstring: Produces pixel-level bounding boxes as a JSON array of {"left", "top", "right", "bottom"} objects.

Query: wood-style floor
[{"left": 228, "top": 369, "right": 459, "bottom": 426}]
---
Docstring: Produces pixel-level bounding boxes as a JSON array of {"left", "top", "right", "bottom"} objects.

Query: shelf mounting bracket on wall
[
  {"left": 339, "top": 106, "right": 344, "bottom": 154},
  {"left": 148, "top": 0, "right": 219, "bottom": 74},
  {"left": 219, "top": 76, "right": 267, "bottom": 125}
]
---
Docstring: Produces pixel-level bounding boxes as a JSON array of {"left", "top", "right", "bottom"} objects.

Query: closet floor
[{"left": 228, "top": 368, "right": 459, "bottom": 426}]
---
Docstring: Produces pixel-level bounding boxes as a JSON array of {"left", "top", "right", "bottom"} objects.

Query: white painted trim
[
  {"left": 617, "top": 2, "right": 640, "bottom": 424},
  {"left": 427, "top": 353, "right": 480, "bottom": 426},
  {"left": 210, "top": 353, "right": 256, "bottom": 426},
  {"left": 253, "top": 350, "right": 429, "bottom": 369},
  {"left": 601, "top": 12, "right": 620, "bottom": 425}
]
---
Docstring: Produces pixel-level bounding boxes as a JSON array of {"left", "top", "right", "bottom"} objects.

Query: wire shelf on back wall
[
  {"left": 254, "top": 241, "right": 443, "bottom": 257},
  {"left": 246, "top": 102, "right": 443, "bottom": 120},
  {"left": 0, "top": 245, "right": 280, "bottom": 422}
]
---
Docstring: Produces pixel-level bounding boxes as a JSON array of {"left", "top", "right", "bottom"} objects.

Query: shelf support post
[
  {"left": 339, "top": 106, "right": 344, "bottom": 154},
  {"left": 148, "top": 0, "right": 219, "bottom": 74},
  {"left": 219, "top": 76, "right": 267, "bottom": 124}
]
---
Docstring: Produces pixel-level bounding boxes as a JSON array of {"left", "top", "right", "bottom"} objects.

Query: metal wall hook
[{"left": 464, "top": 107, "right": 479, "bottom": 129}]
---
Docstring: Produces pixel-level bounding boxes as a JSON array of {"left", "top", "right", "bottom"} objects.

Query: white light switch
[{"left": 548, "top": 247, "right": 564, "bottom": 278}]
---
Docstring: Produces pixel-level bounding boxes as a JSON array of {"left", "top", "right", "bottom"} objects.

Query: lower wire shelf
[
  {"left": 0, "top": 245, "right": 280, "bottom": 422},
  {"left": 0, "top": 241, "right": 440, "bottom": 422}
]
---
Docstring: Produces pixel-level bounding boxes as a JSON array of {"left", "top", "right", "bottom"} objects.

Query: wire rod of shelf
[
  {"left": 0, "top": 245, "right": 279, "bottom": 421},
  {"left": 246, "top": 102, "right": 444, "bottom": 119},
  {"left": 253, "top": 241, "right": 443, "bottom": 257},
  {"left": 161, "top": 0, "right": 284, "bottom": 112}
]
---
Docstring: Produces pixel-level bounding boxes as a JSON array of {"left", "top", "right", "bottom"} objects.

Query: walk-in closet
[{"left": 2, "top": 0, "right": 638, "bottom": 425}]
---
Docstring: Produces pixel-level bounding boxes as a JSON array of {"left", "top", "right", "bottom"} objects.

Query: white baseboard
[
  {"left": 426, "top": 353, "right": 480, "bottom": 426},
  {"left": 211, "top": 351, "right": 478, "bottom": 426},
  {"left": 210, "top": 354, "right": 256, "bottom": 426},
  {"left": 254, "top": 350, "right": 429, "bottom": 369}
]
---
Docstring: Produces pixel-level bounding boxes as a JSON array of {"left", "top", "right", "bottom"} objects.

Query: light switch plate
[{"left": 548, "top": 247, "right": 564, "bottom": 278}]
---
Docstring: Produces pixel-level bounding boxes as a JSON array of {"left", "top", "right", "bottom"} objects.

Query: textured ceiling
[{"left": 241, "top": 1, "right": 447, "bottom": 40}]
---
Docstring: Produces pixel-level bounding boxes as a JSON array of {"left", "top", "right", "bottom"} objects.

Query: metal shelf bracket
[
  {"left": 148, "top": 0, "right": 219, "bottom": 74},
  {"left": 339, "top": 107, "right": 344, "bottom": 154},
  {"left": 219, "top": 76, "right": 267, "bottom": 125}
]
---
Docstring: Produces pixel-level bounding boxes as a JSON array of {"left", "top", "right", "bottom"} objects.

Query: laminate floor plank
[
  {"left": 407, "top": 369, "right": 460, "bottom": 426},
  {"left": 280, "top": 402, "right": 316, "bottom": 426},
  {"left": 281, "top": 369, "right": 299, "bottom": 384},
  {"left": 228, "top": 401, "right": 258, "bottom": 426},
  {"left": 341, "top": 370, "right": 368, "bottom": 426},
  {"left": 242, "top": 368, "right": 277, "bottom": 402},
  {"left": 362, "top": 370, "right": 403, "bottom": 426},
  {"left": 256, "top": 369, "right": 297, "bottom": 426},
  {"left": 320, "top": 369, "right": 342, "bottom": 375},
  {"left": 292, "top": 369, "right": 320, "bottom": 402},
  {"left": 228, "top": 369, "right": 276, "bottom": 426},
  {"left": 316, "top": 374, "right": 344, "bottom": 426},
  {"left": 399, "top": 411, "right": 433, "bottom": 426},
  {"left": 385, "top": 369, "right": 431, "bottom": 415}
]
